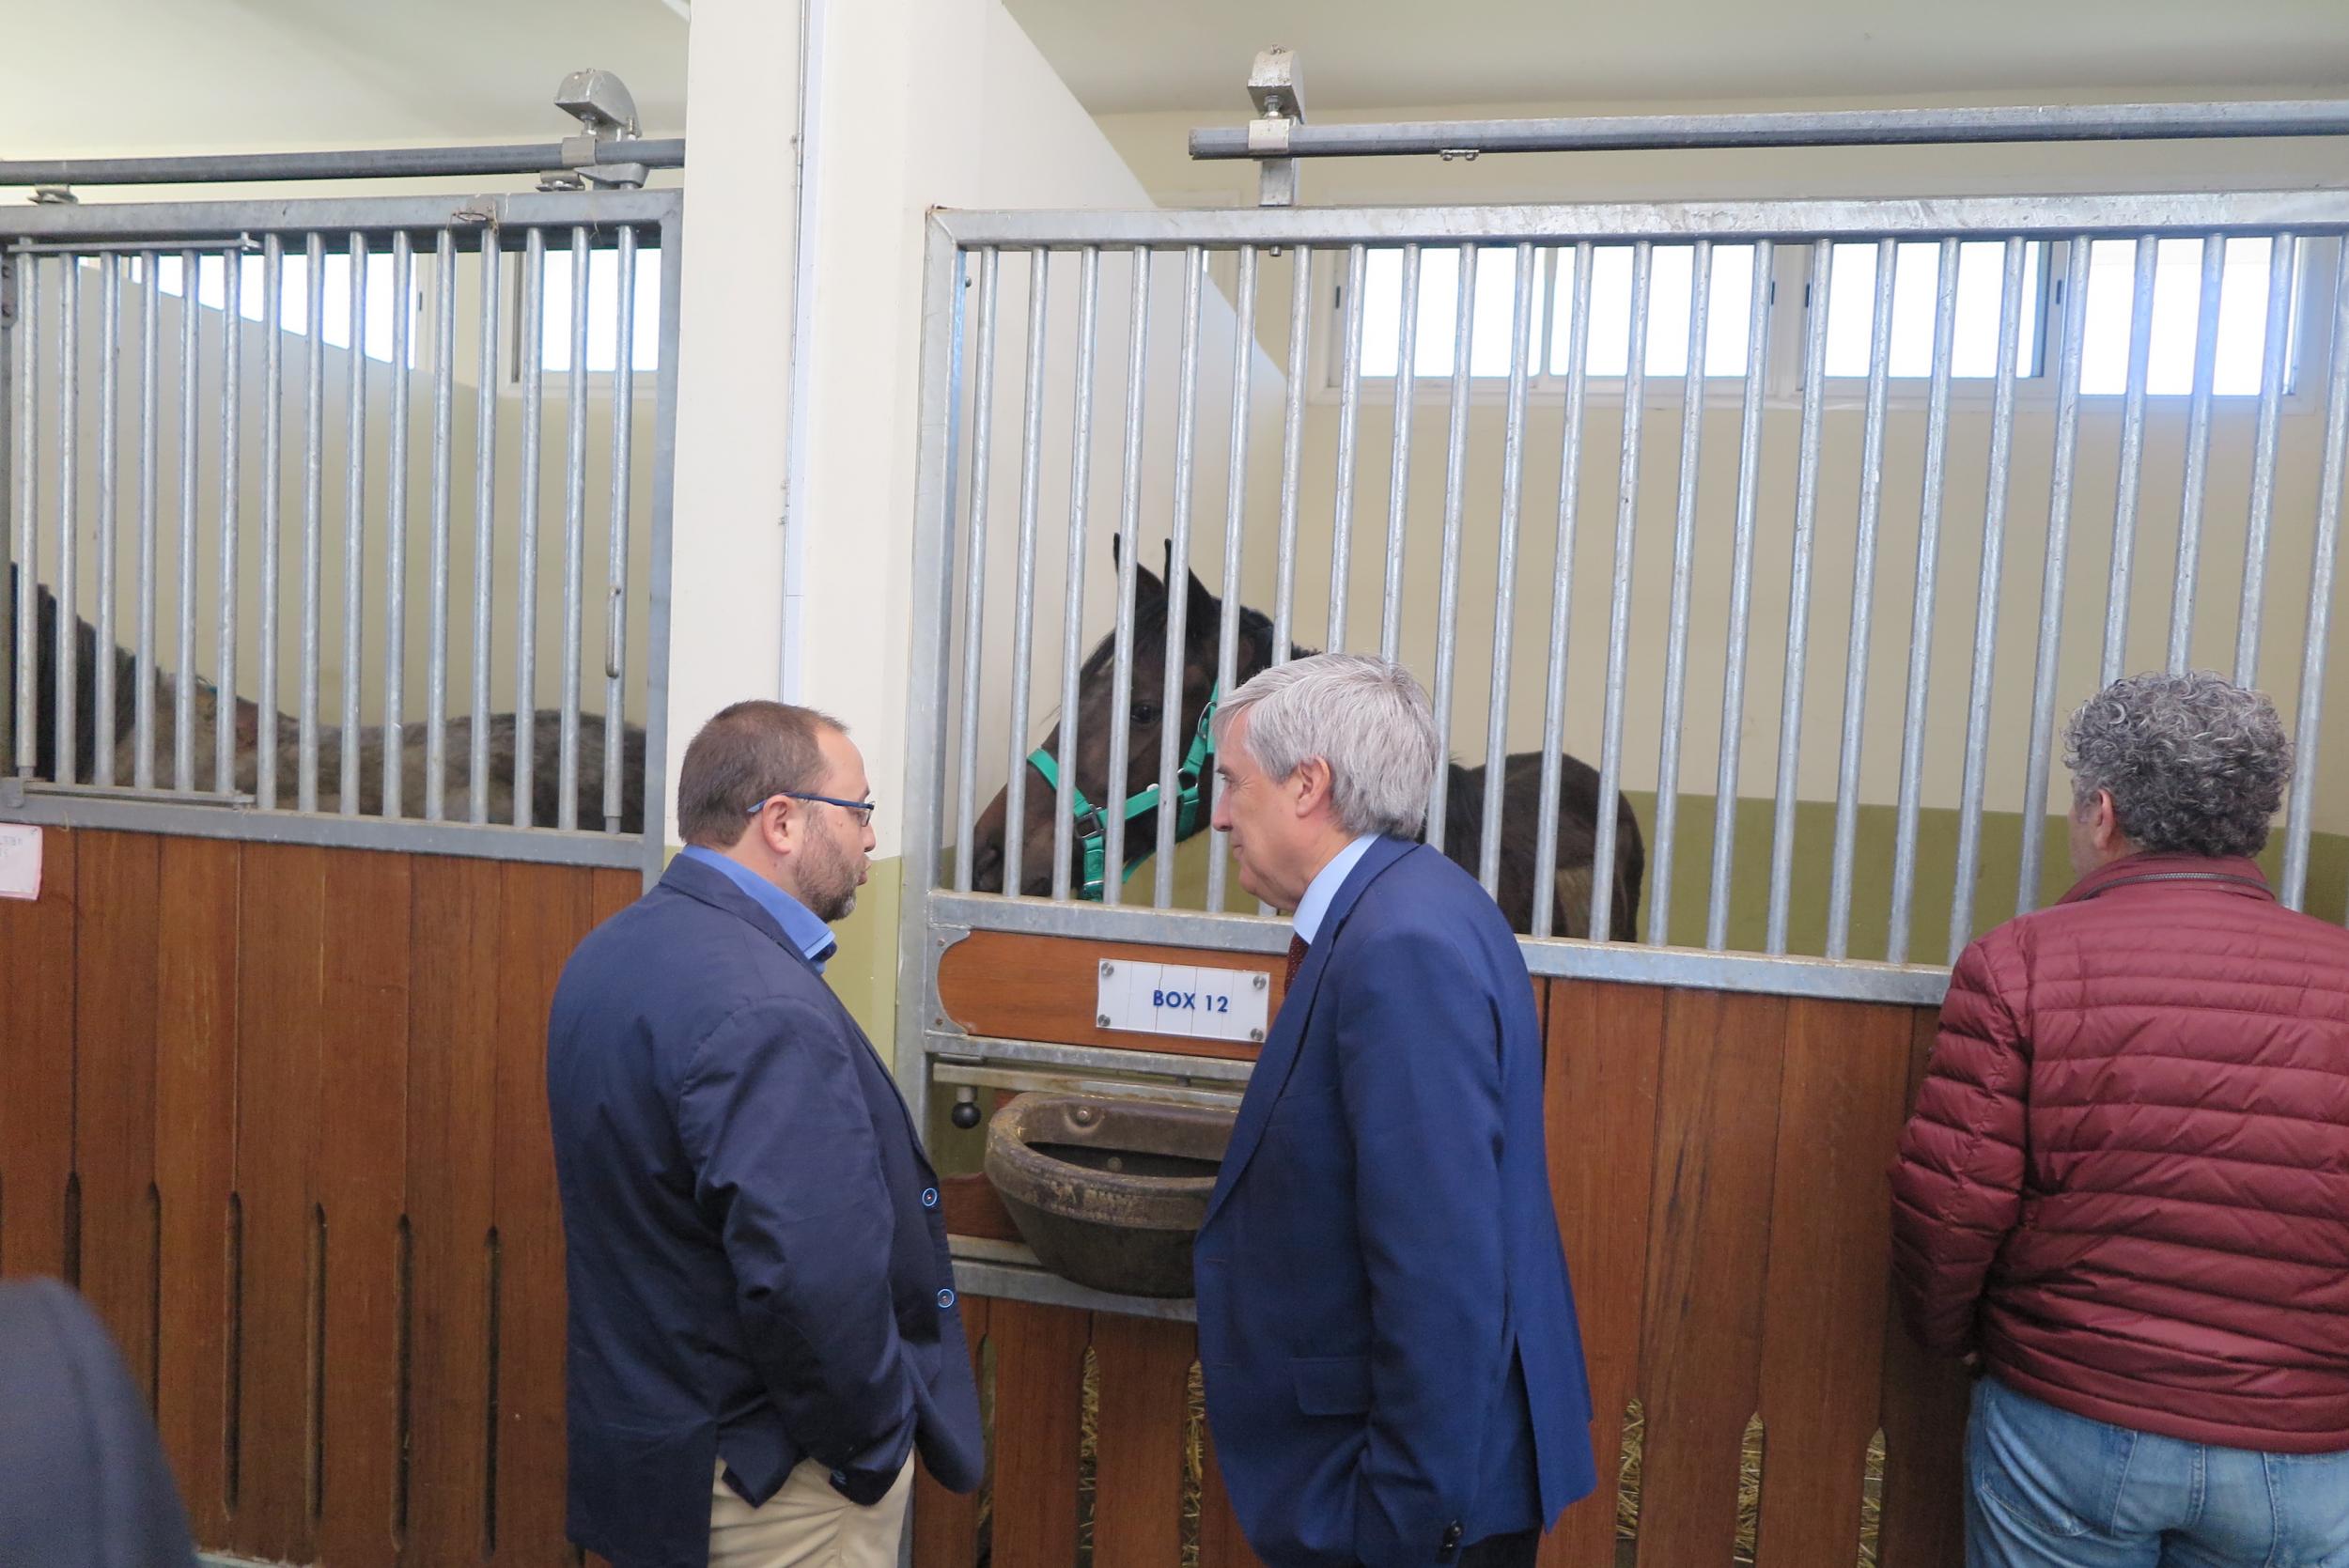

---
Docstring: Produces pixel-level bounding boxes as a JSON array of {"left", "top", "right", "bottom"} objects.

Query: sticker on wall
[
  {"left": 1095, "top": 957, "right": 1271, "bottom": 1046},
  {"left": 0, "top": 825, "right": 41, "bottom": 901}
]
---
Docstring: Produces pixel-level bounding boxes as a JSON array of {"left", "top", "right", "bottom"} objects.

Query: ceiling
[
  {"left": 3, "top": 0, "right": 687, "bottom": 157},
  {"left": 1003, "top": 0, "right": 2349, "bottom": 115}
]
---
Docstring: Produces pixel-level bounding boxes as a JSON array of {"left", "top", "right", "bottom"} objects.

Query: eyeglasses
[{"left": 747, "top": 790, "right": 878, "bottom": 826}]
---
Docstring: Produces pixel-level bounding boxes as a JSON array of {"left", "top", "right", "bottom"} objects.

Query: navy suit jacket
[
  {"left": 547, "top": 855, "right": 983, "bottom": 1568},
  {"left": 0, "top": 1279, "right": 198, "bottom": 1568},
  {"left": 1195, "top": 837, "right": 1597, "bottom": 1568}
]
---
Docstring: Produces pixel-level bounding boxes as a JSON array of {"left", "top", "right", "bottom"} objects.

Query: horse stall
[
  {"left": 0, "top": 165, "right": 679, "bottom": 1566},
  {"left": 894, "top": 114, "right": 2349, "bottom": 1568}
]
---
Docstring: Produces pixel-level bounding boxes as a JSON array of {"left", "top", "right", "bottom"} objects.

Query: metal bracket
[
  {"left": 29, "top": 186, "right": 77, "bottom": 206},
  {"left": 1246, "top": 47, "right": 1305, "bottom": 208},
  {"left": 0, "top": 777, "right": 23, "bottom": 811},
  {"left": 540, "top": 69, "right": 651, "bottom": 191}
]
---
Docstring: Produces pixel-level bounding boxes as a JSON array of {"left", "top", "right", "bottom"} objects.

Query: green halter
[{"left": 1025, "top": 688, "right": 1219, "bottom": 900}]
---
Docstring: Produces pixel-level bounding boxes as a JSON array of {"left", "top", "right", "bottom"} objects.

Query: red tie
[{"left": 1284, "top": 933, "right": 1309, "bottom": 989}]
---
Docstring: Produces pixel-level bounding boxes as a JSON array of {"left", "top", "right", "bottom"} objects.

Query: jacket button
[
  {"left": 922, "top": 1187, "right": 939, "bottom": 1208},
  {"left": 1441, "top": 1522, "right": 1463, "bottom": 1549},
  {"left": 937, "top": 1287, "right": 957, "bottom": 1309},
  {"left": 830, "top": 1469, "right": 848, "bottom": 1487}
]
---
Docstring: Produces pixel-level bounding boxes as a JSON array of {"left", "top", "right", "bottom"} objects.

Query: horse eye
[{"left": 1131, "top": 702, "right": 1160, "bottom": 725}]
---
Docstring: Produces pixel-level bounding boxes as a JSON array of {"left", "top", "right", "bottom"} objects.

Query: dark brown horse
[{"left": 969, "top": 543, "right": 1643, "bottom": 939}]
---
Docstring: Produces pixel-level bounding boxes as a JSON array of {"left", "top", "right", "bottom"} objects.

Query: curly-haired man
[{"left": 1890, "top": 671, "right": 2349, "bottom": 1568}]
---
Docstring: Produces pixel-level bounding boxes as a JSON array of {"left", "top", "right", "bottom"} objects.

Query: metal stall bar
[
  {"left": 2016, "top": 236, "right": 2095, "bottom": 915},
  {"left": 385, "top": 232, "right": 414, "bottom": 816},
  {"left": 54, "top": 255, "right": 77, "bottom": 783},
  {"left": 2236, "top": 236, "right": 2295, "bottom": 684},
  {"left": 2169, "top": 233, "right": 2227, "bottom": 673},
  {"left": 215, "top": 252, "right": 241, "bottom": 796},
  {"left": 1049, "top": 246, "right": 1102, "bottom": 904},
  {"left": 300, "top": 232, "right": 328, "bottom": 812},
  {"left": 92, "top": 257, "right": 120, "bottom": 786},
  {"left": 1587, "top": 241, "right": 1652, "bottom": 940},
  {"left": 1101, "top": 250, "right": 1150, "bottom": 907},
  {"left": 1424, "top": 243, "right": 1477, "bottom": 856},
  {"left": 2101, "top": 238, "right": 2158, "bottom": 686},
  {"left": 1190, "top": 101, "right": 2349, "bottom": 161},
  {"left": 341, "top": 236, "right": 370, "bottom": 812},
  {"left": 1826, "top": 240, "right": 1898, "bottom": 959},
  {"left": 2280, "top": 244, "right": 2349, "bottom": 910},
  {"left": 1480, "top": 242, "right": 1536, "bottom": 896},
  {"left": 1153, "top": 247, "right": 1206, "bottom": 908},
  {"left": 1271, "top": 250, "right": 1310, "bottom": 669},
  {"left": 472, "top": 232, "right": 501, "bottom": 822},
  {"left": 1377, "top": 244, "right": 1421, "bottom": 662},
  {"left": 1205, "top": 246, "right": 1257, "bottom": 912},
  {"left": 255, "top": 241, "right": 281, "bottom": 809},
  {"left": 603, "top": 226, "right": 637, "bottom": 833},
  {"left": 1766, "top": 241, "right": 1834, "bottom": 955},
  {"left": 513, "top": 228, "right": 544, "bottom": 826},
  {"left": 1328, "top": 243, "right": 1366, "bottom": 649},
  {"left": 0, "top": 253, "right": 12, "bottom": 777},
  {"left": 1886, "top": 240, "right": 1960, "bottom": 965},
  {"left": 425, "top": 229, "right": 458, "bottom": 819},
  {"left": 559, "top": 225, "right": 590, "bottom": 830},
  {"left": 950, "top": 247, "right": 1001, "bottom": 893},
  {"left": 1705, "top": 241, "right": 1775, "bottom": 951},
  {"left": 1531, "top": 243, "right": 1593, "bottom": 939},
  {"left": 133, "top": 252, "right": 158, "bottom": 787},
  {"left": 1647, "top": 241, "right": 1712, "bottom": 943},
  {"left": 639, "top": 200, "right": 685, "bottom": 880},
  {"left": 999, "top": 250, "right": 1050, "bottom": 901},
  {"left": 173, "top": 251, "right": 194, "bottom": 791},
  {"left": 0, "top": 140, "right": 686, "bottom": 188},
  {"left": 1949, "top": 240, "right": 2030, "bottom": 963},
  {"left": 10, "top": 257, "right": 33, "bottom": 777}
]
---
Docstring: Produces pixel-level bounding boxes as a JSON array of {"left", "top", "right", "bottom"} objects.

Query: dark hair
[
  {"left": 2062, "top": 671, "right": 2293, "bottom": 858},
  {"left": 677, "top": 701, "right": 847, "bottom": 847}
]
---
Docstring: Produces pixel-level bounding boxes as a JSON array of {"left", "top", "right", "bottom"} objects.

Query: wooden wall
[
  {"left": 0, "top": 827, "right": 636, "bottom": 1568},
  {"left": 922, "top": 934, "right": 1971, "bottom": 1568}
]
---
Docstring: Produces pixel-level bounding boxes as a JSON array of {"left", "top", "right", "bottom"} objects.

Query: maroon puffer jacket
[{"left": 1890, "top": 852, "right": 2349, "bottom": 1453}]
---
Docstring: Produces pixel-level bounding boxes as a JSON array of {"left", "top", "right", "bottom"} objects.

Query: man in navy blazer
[
  {"left": 547, "top": 702, "right": 981, "bottom": 1568},
  {"left": 1194, "top": 654, "right": 1597, "bottom": 1568}
]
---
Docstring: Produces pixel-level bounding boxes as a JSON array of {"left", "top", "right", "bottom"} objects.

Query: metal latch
[
  {"left": 1246, "top": 47, "right": 1306, "bottom": 209},
  {"left": 540, "top": 69, "right": 651, "bottom": 192}
]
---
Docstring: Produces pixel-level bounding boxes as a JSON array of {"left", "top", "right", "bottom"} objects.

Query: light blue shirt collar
[
  {"left": 679, "top": 846, "right": 837, "bottom": 972},
  {"left": 1291, "top": 833, "right": 1378, "bottom": 947}
]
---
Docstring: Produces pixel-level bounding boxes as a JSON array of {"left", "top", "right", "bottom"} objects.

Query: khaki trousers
[{"left": 707, "top": 1455, "right": 914, "bottom": 1568}]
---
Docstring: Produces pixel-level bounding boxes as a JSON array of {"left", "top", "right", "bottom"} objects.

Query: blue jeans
[{"left": 1968, "top": 1375, "right": 2349, "bottom": 1568}]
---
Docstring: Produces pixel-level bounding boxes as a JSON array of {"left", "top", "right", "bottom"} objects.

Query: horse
[
  {"left": 969, "top": 541, "right": 1644, "bottom": 939},
  {"left": 6, "top": 563, "right": 647, "bottom": 833}
]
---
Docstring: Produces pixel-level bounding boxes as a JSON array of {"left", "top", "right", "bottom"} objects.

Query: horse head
[{"left": 968, "top": 538, "right": 1277, "bottom": 897}]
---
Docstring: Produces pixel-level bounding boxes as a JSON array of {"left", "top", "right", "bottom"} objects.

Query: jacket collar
[
  {"left": 2058, "top": 850, "right": 2276, "bottom": 907},
  {"left": 1206, "top": 835, "right": 1419, "bottom": 1225},
  {"left": 659, "top": 852, "right": 827, "bottom": 976}
]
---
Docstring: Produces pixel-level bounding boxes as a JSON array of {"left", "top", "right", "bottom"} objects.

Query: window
[
  {"left": 1341, "top": 233, "right": 2311, "bottom": 399},
  {"left": 150, "top": 251, "right": 419, "bottom": 365},
  {"left": 537, "top": 246, "right": 663, "bottom": 376},
  {"left": 1819, "top": 241, "right": 2044, "bottom": 380}
]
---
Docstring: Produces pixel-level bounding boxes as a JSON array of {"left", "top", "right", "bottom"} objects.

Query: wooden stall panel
[
  {"left": 153, "top": 835, "right": 241, "bottom": 1543},
  {"left": 938, "top": 932, "right": 1280, "bottom": 1061},
  {"left": 0, "top": 824, "right": 77, "bottom": 1281},
  {"left": 1631, "top": 988, "right": 1788, "bottom": 1568},
  {"left": 1875, "top": 1008, "right": 1969, "bottom": 1568},
  {"left": 316, "top": 847, "right": 413, "bottom": 1568},
  {"left": 404, "top": 856, "right": 507, "bottom": 1565},
  {"left": 1540, "top": 980, "right": 1668, "bottom": 1568},
  {"left": 492, "top": 861, "right": 602, "bottom": 1566},
  {"left": 988, "top": 1299, "right": 1089, "bottom": 1566},
  {"left": 228, "top": 842, "right": 329, "bottom": 1564},
  {"left": 1091, "top": 1314, "right": 1193, "bottom": 1568},
  {"left": 1751, "top": 998, "right": 1915, "bottom": 1568},
  {"left": 72, "top": 831, "right": 163, "bottom": 1396}
]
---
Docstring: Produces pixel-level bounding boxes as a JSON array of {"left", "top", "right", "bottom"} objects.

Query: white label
[
  {"left": 1096, "top": 957, "right": 1271, "bottom": 1045},
  {"left": 0, "top": 824, "right": 41, "bottom": 901}
]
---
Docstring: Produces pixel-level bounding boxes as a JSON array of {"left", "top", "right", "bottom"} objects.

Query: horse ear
[
  {"left": 1122, "top": 534, "right": 1165, "bottom": 607},
  {"left": 1185, "top": 567, "right": 1221, "bottom": 639}
]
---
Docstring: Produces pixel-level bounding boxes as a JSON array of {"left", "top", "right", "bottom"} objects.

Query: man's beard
[{"left": 802, "top": 826, "right": 862, "bottom": 924}]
